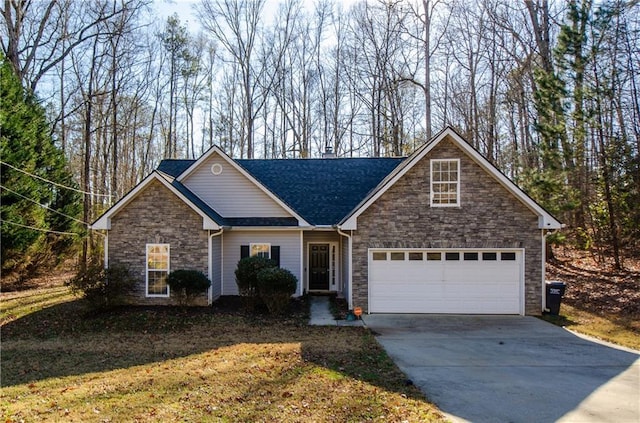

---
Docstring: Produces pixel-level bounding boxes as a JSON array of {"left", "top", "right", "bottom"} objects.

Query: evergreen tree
[
  {"left": 0, "top": 54, "right": 82, "bottom": 279},
  {"left": 523, "top": 66, "right": 572, "bottom": 216}
]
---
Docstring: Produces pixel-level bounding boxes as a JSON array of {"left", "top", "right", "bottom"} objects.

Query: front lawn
[
  {"left": 1, "top": 286, "right": 444, "bottom": 422},
  {"left": 540, "top": 303, "right": 640, "bottom": 350}
]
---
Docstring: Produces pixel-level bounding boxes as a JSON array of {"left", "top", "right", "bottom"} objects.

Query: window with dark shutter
[
  {"left": 270, "top": 246, "right": 280, "bottom": 267},
  {"left": 241, "top": 244, "right": 280, "bottom": 267}
]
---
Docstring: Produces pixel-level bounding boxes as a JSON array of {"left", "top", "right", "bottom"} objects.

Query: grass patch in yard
[
  {"left": 1, "top": 286, "right": 445, "bottom": 422},
  {"left": 540, "top": 303, "right": 640, "bottom": 351},
  {"left": 0, "top": 286, "right": 76, "bottom": 325}
]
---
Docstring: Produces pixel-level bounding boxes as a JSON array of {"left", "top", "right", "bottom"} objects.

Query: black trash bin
[{"left": 545, "top": 281, "right": 566, "bottom": 315}]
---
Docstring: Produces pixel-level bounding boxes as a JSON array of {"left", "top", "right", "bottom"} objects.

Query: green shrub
[
  {"left": 68, "top": 261, "right": 135, "bottom": 310},
  {"left": 235, "top": 256, "right": 276, "bottom": 310},
  {"left": 166, "top": 269, "right": 211, "bottom": 306},
  {"left": 256, "top": 267, "right": 297, "bottom": 315}
]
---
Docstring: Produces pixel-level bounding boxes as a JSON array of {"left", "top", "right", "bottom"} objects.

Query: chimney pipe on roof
[{"left": 322, "top": 145, "right": 336, "bottom": 158}]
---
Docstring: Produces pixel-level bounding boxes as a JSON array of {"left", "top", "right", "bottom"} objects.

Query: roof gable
[
  {"left": 174, "top": 146, "right": 309, "bottom": 225},
  {"left": 97, "top": 127, "right": 559, "bottom": 230},
  {"left": 340, "top": 127, "right": 562, "bottom": 230},
  {"left": 92, "top": 172, "right": 222, "bottom": 230}
]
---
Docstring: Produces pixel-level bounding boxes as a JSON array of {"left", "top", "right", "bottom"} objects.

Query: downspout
[
  {"left": 209, "top": 229, "right": 224, "bottom": 304},
  {"left": 336, "top": 227, "right": 353, "bottom": 310},
  {"left": 103, "top": 231, "right": 109, "bottom": 269},
  {"left": 541, "top": 229, "right": 546, "bottom": 313},
  {"left": 299, "top": 230, "right": 304, "bottom": 297}
]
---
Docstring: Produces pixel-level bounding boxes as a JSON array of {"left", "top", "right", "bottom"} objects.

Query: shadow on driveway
[{"left": 363, "top": 315, "right": 640, "bottom": 423}]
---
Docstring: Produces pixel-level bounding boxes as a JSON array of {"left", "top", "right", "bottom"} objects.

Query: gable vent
[{"left": 211, "top": 163, "right": 223, "bottom": 175}]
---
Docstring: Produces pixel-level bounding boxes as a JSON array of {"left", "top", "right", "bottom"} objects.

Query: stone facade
[
  {"left": 108, "top": 179, "right": 209, "bottom": 306},
  {"left": 352, "top": 137, "right": 543, "bottom": 315}
]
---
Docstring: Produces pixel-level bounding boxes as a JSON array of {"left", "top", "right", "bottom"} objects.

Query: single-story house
[{"left": 92, "top": 127, "right": 562, "bottom": 315}]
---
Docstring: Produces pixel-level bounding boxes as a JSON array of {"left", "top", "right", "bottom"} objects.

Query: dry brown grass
[
  {"left": 540, "top": 303, "right": 640, "bottom": 350},
  {"left": 0, "top": 287, "right": 445, "bottom": 422}
]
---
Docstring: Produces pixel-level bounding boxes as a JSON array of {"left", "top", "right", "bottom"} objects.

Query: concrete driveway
[{"left": 362, "top": 315, "right": 640, "bottom": 423}]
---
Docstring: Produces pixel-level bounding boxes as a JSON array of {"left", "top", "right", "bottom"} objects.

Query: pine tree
[
  {"left": 554, "top": 0, "right": 592, "bottom": 233},
  {"left": 0, "top": 54, "right": 82, "bottom": 279}
]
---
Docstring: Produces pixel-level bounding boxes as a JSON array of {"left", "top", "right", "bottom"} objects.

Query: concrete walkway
[{"left": 308, "top": 296, "right": 364, "bottom": 327}]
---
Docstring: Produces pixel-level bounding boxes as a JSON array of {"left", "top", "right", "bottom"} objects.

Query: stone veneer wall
[
  {"left": 352, "top": 137, "right": 543, "bottom": 315},
  {"left": 108, "top": 179, "right": 209, "bottom": 305}
]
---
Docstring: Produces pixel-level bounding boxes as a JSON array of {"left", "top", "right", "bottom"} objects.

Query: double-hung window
[
  {"left": 146, "top": 244, "right": 170, "bottom": 297},
  {"left": 250, "top": 243, "right": 271, "bottom": 259},
  {"left": 431, "top": 159, "right": 460, "bottom": 206}
]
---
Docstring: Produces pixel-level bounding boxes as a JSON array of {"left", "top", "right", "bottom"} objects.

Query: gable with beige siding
[{"left": 181, "top": 152, "right": 292, "bottom": 218}]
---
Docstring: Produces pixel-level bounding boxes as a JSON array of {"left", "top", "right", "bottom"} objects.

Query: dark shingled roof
[
  {"left": 167, "top": 177, "right": 226, "bottom": 225},
  {"left": 237, "top": 158, "right": 404, "bottom": 225},
  {"left": 157, "top": 157, "right": 405, "bottom": 226},
  {"left": 157, "top": 160, "right": 193, "bottom": 177}
]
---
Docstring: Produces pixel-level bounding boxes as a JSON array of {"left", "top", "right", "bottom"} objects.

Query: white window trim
[
  {"left": 146, "top": 243, "right": 170, "bottom": 298},
  {"left": 430, "top": 158, "right": 460, "bottom": 207},
  {"left": 330, "top": 243, "right": 338, "bottom": 288},
  {"left": 250, "top": 242, "right": 271, "bottom": 259}
]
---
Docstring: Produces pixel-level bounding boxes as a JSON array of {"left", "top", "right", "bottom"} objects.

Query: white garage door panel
[{"left": 369, "top": 250, "right": 522, "bottom": 314}]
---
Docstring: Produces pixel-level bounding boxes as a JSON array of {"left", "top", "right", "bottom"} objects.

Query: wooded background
[{"left": 1, "top": 0, "right": 638, "bottom": 277}]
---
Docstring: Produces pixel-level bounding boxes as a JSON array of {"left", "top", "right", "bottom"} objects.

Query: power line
[
  {"left": 0, "top": 184, "right": 89, "bottom": 226},
  {"left": 1, "top": 161, "right": 113, "bottom": 198},
  {"left": 0, "top": 219, "right": 79, "bottom": 236}
]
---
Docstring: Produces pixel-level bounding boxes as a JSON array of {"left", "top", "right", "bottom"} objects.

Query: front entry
[{"left": 309, "top": 244, "right": 330, "bottom": 290}]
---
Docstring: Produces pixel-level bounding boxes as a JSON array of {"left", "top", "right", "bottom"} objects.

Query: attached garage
[{"left": 368, "top": 249, "right": 524, "bottom": 315}]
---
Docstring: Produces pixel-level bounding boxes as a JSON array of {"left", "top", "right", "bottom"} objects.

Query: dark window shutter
[
  {"left": 270, "top": 246, "right": 280, "bottom": 267},
  {"left": 240, "top": 245, "right": 250, "bottom": 259}
]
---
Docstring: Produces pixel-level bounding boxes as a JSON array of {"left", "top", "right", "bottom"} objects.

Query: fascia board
[
  {"left": 449, "top": 135, "right": 563, "bottom": 229},
  {"left": 224, "top": 226, "right": 308, "bottom": 231},
  {"left": 154, "top": 173, "right": 221, "bottom": 230},
  {"left": 175, "top": 145, "right": 222, "bottom": 182}
]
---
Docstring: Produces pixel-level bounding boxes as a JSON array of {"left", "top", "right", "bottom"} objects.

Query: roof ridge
[{"left": 236, "top": 156, "right": 406, "bottom": 161}]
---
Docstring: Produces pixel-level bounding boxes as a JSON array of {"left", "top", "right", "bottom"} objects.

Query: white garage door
[{"left": 369, "top": 249, "right": 523, "bottom": 314}]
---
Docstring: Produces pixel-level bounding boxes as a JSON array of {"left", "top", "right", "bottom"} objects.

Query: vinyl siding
[
  {"left": 222, "top": 230, "right": 302, "bottom": 295},
  {"left": 181, "top": 152, "right": 292, "bottom": 218},
  {"left": 211, "top": 235, "right": 222, "bottom": 300}
]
